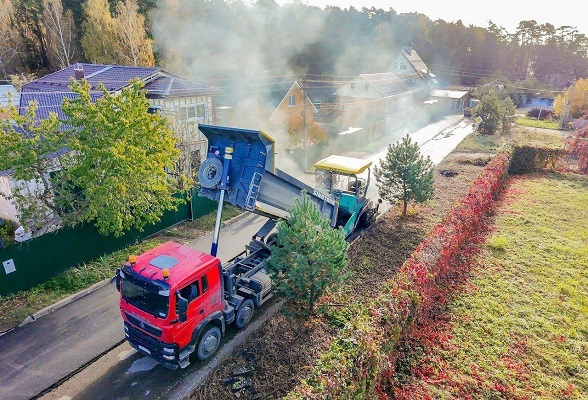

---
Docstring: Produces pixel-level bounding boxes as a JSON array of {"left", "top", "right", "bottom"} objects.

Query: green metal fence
[{"left": 0, "top": 191, "right": 217, "bottom": 296}]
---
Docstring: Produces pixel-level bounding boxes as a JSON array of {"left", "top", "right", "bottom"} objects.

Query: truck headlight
[
  {"left": 163, "top": 354, "right": 175, "bottom": 361},
  {"left": 162, "top": 347, "right": 175, "bottom": 355}
]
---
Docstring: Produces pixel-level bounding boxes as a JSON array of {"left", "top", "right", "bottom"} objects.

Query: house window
[
  {"left": 341, "top": 100, "right": 349, "bottom": 110},
  {"left": 350, "top": 83, "right": 355, "bottom": 90},
  {"left": 288, "top": 95, "right": 296, "bottom": 107},
  {"left": 315, "top": 100, "right": 321, "bottom": 110},
  {"left": 393, "top": 63, "right": 398, "bottom": 70},
  {"left": 400, "top": 63, "right": 407, "bottom": 70},
  {"left": 178, "top": 103, "right": 207, "bottom": 122}
]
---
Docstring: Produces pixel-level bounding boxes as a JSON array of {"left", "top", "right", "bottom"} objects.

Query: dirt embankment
[{"left": 189, "top": 149, "right": 493, "bottom": 399}]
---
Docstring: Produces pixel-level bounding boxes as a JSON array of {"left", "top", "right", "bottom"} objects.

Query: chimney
[
  {"left": 401, "top": 43, "right": 413, "bottom": 55},
  {"left": 74, "top": 63, "right": 84, "bottom": 80}
]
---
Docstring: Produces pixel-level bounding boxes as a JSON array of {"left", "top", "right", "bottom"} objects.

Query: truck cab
[{"left": 116, "top": 241, "right": 225, "bottom": 369}]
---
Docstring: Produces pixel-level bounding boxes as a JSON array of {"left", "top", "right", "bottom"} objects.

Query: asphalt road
[
  {"left": 0, "top": 213, "right": 268, "bottom": 400},
  {"left": 0, "top": 282, "right": 122, "bottom": 400}
]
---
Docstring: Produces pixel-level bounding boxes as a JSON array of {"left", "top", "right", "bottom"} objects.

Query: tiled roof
[
  {"left": 304, "top": 81, "right": 339, "bottom": 104},
  {"left": 18, "top": 64, "right": 220, "bottom": 120},
  {"left": 359, "top": 72, "right": 408, "bottom": 97},
  {"left": 145, "top": 73, "right": 221, "bottom": 98},
  {"left": 400, "top": 49, "right": 429, "bottom": 77},
  {"left": 19, "top": 63, "right": 160, "bottom": 120},
  {"left": 19, "top": 91, "right": 103, "bottom": 121}
]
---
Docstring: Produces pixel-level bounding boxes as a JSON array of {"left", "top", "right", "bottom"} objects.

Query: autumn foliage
[{"left": 562, "top": 127, "right": 588, "bottom": 173}]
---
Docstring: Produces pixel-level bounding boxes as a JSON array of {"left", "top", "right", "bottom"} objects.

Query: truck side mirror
[{"left": 176, "top": 292, "right": 188, "bottom": 322}]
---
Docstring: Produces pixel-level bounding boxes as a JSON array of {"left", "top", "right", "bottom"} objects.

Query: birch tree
[
  {"left": 114, "top": 0, "right": 155, "bottom": 67},
  {"left": 42, "top": 0, "right": 77, "bottom": 69}
]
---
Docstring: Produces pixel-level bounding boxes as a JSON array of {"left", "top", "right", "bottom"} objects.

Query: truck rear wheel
[
  {"left": 196, "top": 326, "right": 221, "bottom": 360},
  {"left": 235, "top": 299, "right": 254, "bottom": 329}
]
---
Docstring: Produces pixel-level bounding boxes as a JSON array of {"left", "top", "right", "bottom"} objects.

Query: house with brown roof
[{"left": 269, "top": 80, "right": 340, "bottom": 127}]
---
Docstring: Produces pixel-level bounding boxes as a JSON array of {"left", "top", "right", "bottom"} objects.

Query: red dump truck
[
  {"left": 115, "top": 125, "right": 379, "bottom": 369},
  {"left": 116, "top": 237, "right": 274, "bottom": 369}
]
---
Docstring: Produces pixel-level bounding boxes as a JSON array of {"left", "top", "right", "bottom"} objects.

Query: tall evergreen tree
[
  {"left": 374, "top": 135, "right": 434, "bottom": 216},
  {"left": 265, "top": 191, "right": 349, "bottom": 316},
  {"left": 474, "top": 90, "right": 503, "bottom": 135}
]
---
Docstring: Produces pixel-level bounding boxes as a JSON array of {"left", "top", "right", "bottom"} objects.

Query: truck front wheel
[
  {"left": 235, "top": 299, "right": 254, "bottom": 329},
  {"left": 196, "top": 326, "right": 221, "bottom": 360}
]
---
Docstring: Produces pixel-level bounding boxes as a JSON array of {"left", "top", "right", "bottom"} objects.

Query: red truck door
[{"left": 175, "top": 270, "right": 217, "bottom": 347}]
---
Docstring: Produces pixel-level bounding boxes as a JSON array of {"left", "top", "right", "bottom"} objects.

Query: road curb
[{"left": 18, "top": 278, "right": 112, "bottom": 328}]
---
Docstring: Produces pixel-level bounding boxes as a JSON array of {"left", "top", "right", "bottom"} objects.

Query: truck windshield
[{"left": 122, "top": 279, "right": 169, "bottom": 318}]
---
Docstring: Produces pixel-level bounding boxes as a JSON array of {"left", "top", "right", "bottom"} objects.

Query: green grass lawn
[
  {"left": 407, "top": 173, "right": 588, "bottom": 399},
  {"left": 515, "top": 116, "right": 562, "bottom": 130}
]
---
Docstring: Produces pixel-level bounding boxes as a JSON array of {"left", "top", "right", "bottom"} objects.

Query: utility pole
[{"left": 301, "top": 76, "right": 308, "bottom": 171}]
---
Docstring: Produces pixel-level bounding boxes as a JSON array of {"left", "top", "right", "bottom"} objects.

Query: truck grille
[
  {"left": 127, "top": 324, "right": 162, "bottom": 352},
  {"left": 125, "top": 312, "right": 163, "bottom": 337}
]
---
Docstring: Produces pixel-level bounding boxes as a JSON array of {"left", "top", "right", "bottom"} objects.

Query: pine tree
[
  {"left": 500, "top": 96, "right": 516, "bottom": 133},
  {"left": 374, "top": 135, "right": 434, "bottom": 216},
  {"left": 473, "top": 90, "right": 502, "bottom": 135},
  {"left": 265, "top": 191, "right": 348, "bottom": 316}
]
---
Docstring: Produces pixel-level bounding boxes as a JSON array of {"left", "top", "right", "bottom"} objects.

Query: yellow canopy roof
[{"left": 314, "top": 155, "right": 372, "bottom": 175}]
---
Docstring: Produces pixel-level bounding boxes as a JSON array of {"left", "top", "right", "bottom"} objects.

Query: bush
[
  {"left": 0, "top": 219, "right": 17, "bottom": 247},
  {"left": 509, "top": 145, "right": 566, "bottom": 174},
  {"left": 526, "top": 107, "right": 555, "bottom": 120}
]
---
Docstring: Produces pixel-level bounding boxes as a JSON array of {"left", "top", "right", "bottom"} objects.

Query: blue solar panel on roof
[{"left": 149, "top": 255, "right": 179, "bottom": 269}]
